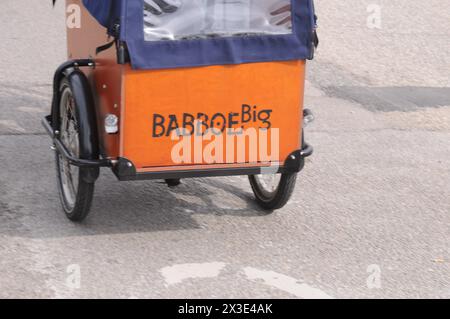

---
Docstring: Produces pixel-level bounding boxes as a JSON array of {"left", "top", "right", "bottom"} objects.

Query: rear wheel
[
  {"left": 54, "top": 79, "right": 95, "bottom": 222},
  {"left": 249, "top": 173, "right": 297, "bottom": 211}
]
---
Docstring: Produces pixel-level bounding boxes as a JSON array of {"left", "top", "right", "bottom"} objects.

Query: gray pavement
[{"left": 0, "top": 0, "right": 449, "bottom": 298}]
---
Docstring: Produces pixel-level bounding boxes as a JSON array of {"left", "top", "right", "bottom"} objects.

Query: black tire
[
  {"left": 249, "top": 173, "right": 297, "bottom": 211},
  {"left": 53, "top": 79, "right": 95, "bottom": 222}
]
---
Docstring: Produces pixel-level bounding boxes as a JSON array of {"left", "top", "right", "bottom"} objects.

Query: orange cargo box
[
  {"left": 122, "top": 61, "right": 305, "bottom": 170},
  {"left": 66, "top": 0, "right": 305, "bottom": 173}
]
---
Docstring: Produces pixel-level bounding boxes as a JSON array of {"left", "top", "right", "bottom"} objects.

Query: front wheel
[
  {"left": 249, "top": 173, "right": 297, "bottom": 211},
  {"left": 54, "top": 79, "right": 95, "bottom": 222}
]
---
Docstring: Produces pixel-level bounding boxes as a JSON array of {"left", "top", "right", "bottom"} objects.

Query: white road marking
[
  {"left": 243, "top": 267, "right": 333, "bottom": 299},
  {"left": 160, "top": 262, "right": 227, "bottom": 286},
  {"left": 0, "top": 120, "right": 26, "bottom": 133}
]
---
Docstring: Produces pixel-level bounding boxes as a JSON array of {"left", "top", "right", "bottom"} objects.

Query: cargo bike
[{"left": 43, "top": 0, "right": 318, "bottom": 221}]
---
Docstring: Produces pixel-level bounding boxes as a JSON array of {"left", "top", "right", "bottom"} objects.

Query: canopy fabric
[{"left": 82, "top": 0, "right": 316, "bottom": 70}]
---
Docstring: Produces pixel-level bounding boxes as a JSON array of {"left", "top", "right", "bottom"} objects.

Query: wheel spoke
[
  {"left": 66, "top": 167, "right": 77, "bottom": 201},
  {"left": 58, "top": 88, "right": 80, "bottom": 209}
]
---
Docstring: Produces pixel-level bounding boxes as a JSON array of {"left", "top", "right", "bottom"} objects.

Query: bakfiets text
[
  {"left": 178, "top": 303, "right": 273, "bottom": 317},
  {"left": 153, "top": 104, "right": 272, "bottom": 137}
]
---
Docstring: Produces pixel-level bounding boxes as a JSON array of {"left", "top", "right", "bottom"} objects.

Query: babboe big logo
[
  {"left": 152, "top": 104, "right": 273, "bottom": 138},
  {"left": 154, "top": 104, "right": 280, "bottom": 165}
]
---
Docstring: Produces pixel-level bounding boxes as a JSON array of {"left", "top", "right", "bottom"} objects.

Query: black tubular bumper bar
[
  {"left": 112, "top": 144, "right": 313, "bottom": 181},
  {"left": 42, "top": 115, "right": 112, "bottom": 168},
  {"left": 300, "top": 143, "right": 313, "bottom": 158},
  {"left": 42, "top": 114, "right": 313, "bottom": 177}
]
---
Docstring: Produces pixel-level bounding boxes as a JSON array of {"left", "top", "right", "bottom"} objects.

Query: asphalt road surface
[{"left": 0, "top": 0, "right": 449, "bottom": 298}]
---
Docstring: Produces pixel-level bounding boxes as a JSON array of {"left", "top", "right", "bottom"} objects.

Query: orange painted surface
[{"left": 122, "top": 61, "right": 305, "bottom": 169}]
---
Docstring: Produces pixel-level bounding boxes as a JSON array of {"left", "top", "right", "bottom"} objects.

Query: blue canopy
[
  {"left": 82, "top": 0, "right": 316, "bottom": 70},
  {"left": 82, "top": 0, "right": 122, "bottom": 32}
]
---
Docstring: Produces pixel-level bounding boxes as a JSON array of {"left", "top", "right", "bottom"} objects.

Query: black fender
[
  {"left": 67, "top": 71, "right": 100, "bottom": 183},
  {"left": 51, "top": 60, "right": 100, "bottom": 183},
  {"left": 50, "top": 59, "right": 94, "bottom": 127}
]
